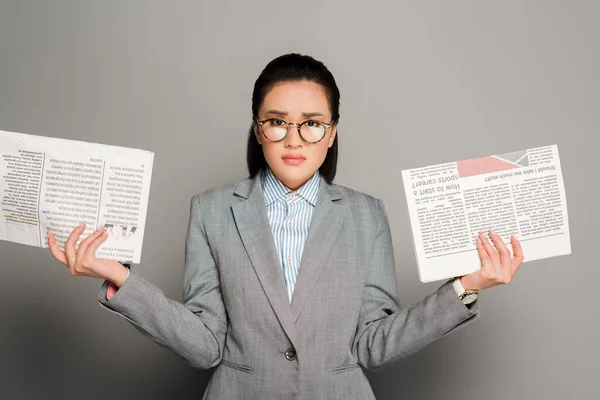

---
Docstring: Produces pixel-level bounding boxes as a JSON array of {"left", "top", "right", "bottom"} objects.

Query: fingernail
[{"left": 79, "top": 221, "right": 86, "bottom": 227}]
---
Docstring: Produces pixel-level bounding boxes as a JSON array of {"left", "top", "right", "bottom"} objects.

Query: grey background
[{"left": 0, "top": 1, "right": 597, "bottom": 399}]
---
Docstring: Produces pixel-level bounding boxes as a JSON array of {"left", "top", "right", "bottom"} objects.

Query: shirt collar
[{"left": 260, "top": 167, "right": 320, "bottom": 207}]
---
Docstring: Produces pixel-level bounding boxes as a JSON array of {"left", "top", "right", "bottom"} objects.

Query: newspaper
[
  {"left": 401, "top": 145, "right": 570, "bottom": 283},
  {"left": 0, "top": 129, "right": 154, "bottom": 263}
]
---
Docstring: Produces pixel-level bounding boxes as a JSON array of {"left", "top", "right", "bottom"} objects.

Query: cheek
[
  {"left": 314, "top": 143, "right": 331, "bottom": 161},
  {"left": 261, "top": 143, "right": 281, "bottom": 162},
  {"left": 262, "top": 142, "right": 276, "bottom": 154}
]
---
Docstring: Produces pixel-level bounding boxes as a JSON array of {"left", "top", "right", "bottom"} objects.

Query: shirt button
[
  {"left": 285, "top": 347, "right": 297, "bottom": 361},
  {"left": 288, "top": 221, "right": 293, "bottom": 227}
]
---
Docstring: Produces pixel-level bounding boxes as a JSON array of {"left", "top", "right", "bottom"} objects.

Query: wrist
[
  {"left": 460, "top": 275, "right": 475, "bottom": 291},
  {"left": 109, "top": 262, "right": 130, "bottom": 288},
  {"left": 454, "top": 276, "right": 479, "bottom": 305}
]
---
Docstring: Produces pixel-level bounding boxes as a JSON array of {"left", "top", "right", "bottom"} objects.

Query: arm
[
  {"left": 354, "top": 199, "right": 480, "bottom": 369},
  {"left": 97, "top": 194, "right": 228, "bottom": 369},
  {"left": 106, "top": 263, "right": 130, "bottom": 300}
]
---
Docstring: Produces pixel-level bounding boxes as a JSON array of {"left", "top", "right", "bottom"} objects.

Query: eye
[
  {"left": 271, "top": 118, "right": 286, "bottom": 126},
  {"left": 305, "top": 120, "right": 322, "bottom": 127}
]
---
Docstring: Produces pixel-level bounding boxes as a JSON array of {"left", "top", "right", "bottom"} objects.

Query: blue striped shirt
[{"left": 260, "top": 167, "right": 320, "bottom": 302}]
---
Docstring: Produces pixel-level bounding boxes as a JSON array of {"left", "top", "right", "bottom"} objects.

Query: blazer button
[{"left": 284, "top": 347, "right": 297, "bottom": 361}]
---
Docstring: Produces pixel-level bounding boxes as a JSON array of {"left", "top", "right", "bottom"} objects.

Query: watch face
[{"left": 462, "top": 293, "right": 478, "bottom": 305}]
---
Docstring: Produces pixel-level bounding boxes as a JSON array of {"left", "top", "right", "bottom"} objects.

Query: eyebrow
[{"left": 265, "top": 110, "right": 325, "bottom": 118}]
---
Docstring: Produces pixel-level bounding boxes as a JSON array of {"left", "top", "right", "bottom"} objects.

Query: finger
[
  {"left": 85, "top": 229, "right": 109, "bottom": 262},
  {"left": 479, "top": 231, "right": 500, "bottom": 267},
  {"left": 510, "top": 235, "right": 525, "bottom": 274},
  {"left": 76, "top": 225, "right": 107, "bottom": 264},
  {"left": 475, "top": 234, "right": 491, "bottom": 267},
  {"left": 47, "top": 231, "right": 68, "bottom": 265},
  {"left": 64, "top": 222, "right": 87, "bottom": 268},
  {"left": 479, "top": 232, "right": 507, "bottom": 284},
  {"left": 489, "top": 229, "right": 511, "bottom": 269},
  {"left": 477, "top": 233, "right": 498, "bottom": 283}
]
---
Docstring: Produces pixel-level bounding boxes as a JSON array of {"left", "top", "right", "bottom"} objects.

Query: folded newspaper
[
  {"left": 401, "top": 145, "right": 570, "bottom": 282},
  {"left": 0, "top": 129, "right": 154, "bottom": 263}
]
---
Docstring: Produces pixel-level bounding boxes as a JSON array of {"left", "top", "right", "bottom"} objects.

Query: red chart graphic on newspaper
[{"left": 401, "top": 145, "right": 571, "bottom": 283}]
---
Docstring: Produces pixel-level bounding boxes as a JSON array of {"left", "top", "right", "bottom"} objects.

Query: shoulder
[
  {"left": 192, "top": 176, "right": 248, "bottom": 209},
  {"left": 330, "top": 181, "right": 381, "bottom": 207},
  {"left": 327, "top": 181, "right": 386, "bottom": 227},
  {"left": 190, "top": 175, "right": 386, "bottom": 222}
]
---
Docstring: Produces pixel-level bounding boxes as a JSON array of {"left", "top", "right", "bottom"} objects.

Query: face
[{"left": 254, "top": 80, "right": 337, "bottom": 191}]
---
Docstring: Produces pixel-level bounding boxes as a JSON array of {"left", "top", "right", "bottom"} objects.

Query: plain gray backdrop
[{"left": 1, "top": 1, "right": 597, "bottom": 399}]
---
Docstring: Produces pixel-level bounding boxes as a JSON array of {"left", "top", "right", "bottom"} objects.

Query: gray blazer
[{"left": 98, "top": 173, "right": 480, "bottom": 399}]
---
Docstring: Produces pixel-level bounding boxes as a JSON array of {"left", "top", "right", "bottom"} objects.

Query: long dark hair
[{"left": 246, "top": 53, "right": 340, "bottom": 184}]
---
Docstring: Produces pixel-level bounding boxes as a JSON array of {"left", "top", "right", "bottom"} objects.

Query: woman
[{"left": 48, "top": 53, "right": 523, "bottom": 399}]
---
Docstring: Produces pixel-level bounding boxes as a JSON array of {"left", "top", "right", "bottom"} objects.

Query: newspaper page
[
  {"left": 0, "top": 129, "right": 154, "bottom": 263},
  {"left": 401, "top": 145, "right": 570, "bottom": 283}
]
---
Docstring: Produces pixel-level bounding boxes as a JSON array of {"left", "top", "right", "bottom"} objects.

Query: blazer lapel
[
  {"left": 291, "top": 176, "right": 344, "bottom": 322},
  {"left": 231, "top": 173, "right": 345, "bottom": 343},
  {"left": 231, "top": 175, "right": 297, "bottom": 345}
]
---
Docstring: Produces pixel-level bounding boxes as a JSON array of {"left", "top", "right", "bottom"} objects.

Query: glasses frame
[{"left": 255, "top": 117, "right": 333, "bottom": 144}]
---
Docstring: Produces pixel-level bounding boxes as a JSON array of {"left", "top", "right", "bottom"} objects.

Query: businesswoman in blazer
[{"left": 48, "top": 53, "right": 524, "bottom": 399}]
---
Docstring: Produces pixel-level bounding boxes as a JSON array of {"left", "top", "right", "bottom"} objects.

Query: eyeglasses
[{"left": 255, "top": 118, "right": 332, "bottom": 144}]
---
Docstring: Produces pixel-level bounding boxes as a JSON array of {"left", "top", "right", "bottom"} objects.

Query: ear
[
  {"left": 327, "top": 123, "right": 337, "bottom": 148},
  {"left": 253, "top": 121, "right": 262, "bottom": 145}
]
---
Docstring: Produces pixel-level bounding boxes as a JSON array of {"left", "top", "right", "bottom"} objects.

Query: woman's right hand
[{"left": 48, "top": 222, "right": 129, "bottom": 287}]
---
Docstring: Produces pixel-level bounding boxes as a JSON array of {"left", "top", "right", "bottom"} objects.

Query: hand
[
  {"left": 48, "top": 222, "right": 129, "bottom": 287},
  {"left": 460, "top": 229, "right": 524, "bottom": 291}
]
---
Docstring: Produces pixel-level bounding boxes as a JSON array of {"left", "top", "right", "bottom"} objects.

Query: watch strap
[
  {"left": 452, "top": 277, "right": 465, "bottom": 297},
  {"left": 452, "top": 277, "right": 479, "bottom": 304}
]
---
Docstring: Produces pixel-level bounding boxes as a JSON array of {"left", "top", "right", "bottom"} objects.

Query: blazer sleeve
[
  {"left": 354, "top": 199, "right": 480, "bottom": 370},
  {"left": 97, "top": 194, "right": 228, "bottom": 369}
]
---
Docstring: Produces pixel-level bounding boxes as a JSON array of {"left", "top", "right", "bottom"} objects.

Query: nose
[{"left": 284, "top": 123, "right": 303, "bottom": 148}]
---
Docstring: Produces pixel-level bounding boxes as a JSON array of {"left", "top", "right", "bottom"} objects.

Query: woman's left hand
[{"left": 460, "top": 229, "right": 524, "bottom": 291}]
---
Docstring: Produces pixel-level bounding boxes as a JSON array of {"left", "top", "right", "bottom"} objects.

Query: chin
[{"left": 273, "top": 166, "right": 312, "bottom": 187}]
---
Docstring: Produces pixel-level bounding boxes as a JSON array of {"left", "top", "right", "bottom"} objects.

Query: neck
[{"left": 269, "top": 169, "right": 316, "bottom": 192}]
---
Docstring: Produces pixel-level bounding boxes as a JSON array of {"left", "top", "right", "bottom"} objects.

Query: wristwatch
[{"left": 453, "top": 277, "right": 479, "bottom": 305}]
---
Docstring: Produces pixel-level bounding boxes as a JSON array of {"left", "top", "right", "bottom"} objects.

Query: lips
[
  {"left": 282, "top": 154, "right": 306, "bottom": 160},
  {"left": 282, "top": 153, "right": 306, "bottom": 166}
]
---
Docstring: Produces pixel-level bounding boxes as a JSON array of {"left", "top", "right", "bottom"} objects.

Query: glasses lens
[
  {"left": 262, "top": 119, "right": 288, "bottom": 141},
  {"left": 300, "top": 121, "right": 326, "bottom": 143}
]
